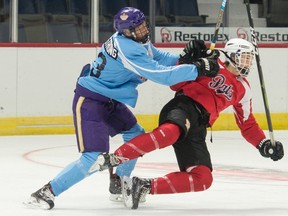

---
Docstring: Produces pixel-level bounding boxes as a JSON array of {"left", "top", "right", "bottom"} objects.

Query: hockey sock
[
  {"left": 115, "top": 123, "right": 144, "bottom": 177},
  {"left": 151, "top": 165, "right": 212, "bottom": 194},
  {"left": 114, "top": 122, "right": 181, "bottom": 161},
  {"left": 115, "top": 159, "right": 137, "bottom": 177},
  {"left": 50, "top": 152, "right": 101, "bottom": 196}
]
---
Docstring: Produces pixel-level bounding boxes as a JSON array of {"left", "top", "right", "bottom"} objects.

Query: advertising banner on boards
[{"left": 156, "top": 27, "right": 288, "bottom": 44}]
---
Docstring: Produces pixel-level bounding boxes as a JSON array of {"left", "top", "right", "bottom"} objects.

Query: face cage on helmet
[
  {"left": 233, "top": 50, "right": 254, "bottom": 77},
  {"left": 125, "top": 21, "right": 151, "bottom": 44}
]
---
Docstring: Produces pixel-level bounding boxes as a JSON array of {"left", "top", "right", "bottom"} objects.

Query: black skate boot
[
  {"left": 109, "top": 173, "right": 123, "bottom": 202},
  {"left": 24, "top": 183, "right": 55, "bottom": 210},
  {"left": 131, "top": 177, "right": 152, "bottom": 209}
]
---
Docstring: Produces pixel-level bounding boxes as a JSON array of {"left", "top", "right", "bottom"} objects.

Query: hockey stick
[
  {"left": 244, "top": 0, "right": 275, "bottom": 146},
  {"left": 210, "top": 0, "right": 228, "bottom": 50}
]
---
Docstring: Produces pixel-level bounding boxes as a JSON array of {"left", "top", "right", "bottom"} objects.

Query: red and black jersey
[{"left": 171, "top": 60, "right": 265, "bottom": 147}]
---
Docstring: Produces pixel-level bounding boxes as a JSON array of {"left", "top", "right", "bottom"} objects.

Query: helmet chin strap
[
  {"left": 122, "top": 30, "right": 137, "bottom": 42},
  {"left": 221, "top": 50, "right": 249, "bottom": 77},
  {"left": 131, "top": 32, "right": 137, "bottom": 40},
  {"left": 127, "top": 31, "right": 150, "bottom": 44},
  {"left": 221, "top": 50, "right": 237, "bottom": 67}
]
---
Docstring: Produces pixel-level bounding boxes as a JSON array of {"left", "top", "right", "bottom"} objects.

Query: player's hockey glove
[
  {"left": 194, "top": 58, "right": 219, "bottom": 77},
  {"left": 179, "top": 40, "right": 207, "bottom": 64},
  {"left": 258, "top": 139, "right": 284, "bottom": 161},
  {"left": 202, "top": 49, "right": 220, "bottom": 60},
  {"left": 179, "top": 40, "right": 220, "bottom": 64}
]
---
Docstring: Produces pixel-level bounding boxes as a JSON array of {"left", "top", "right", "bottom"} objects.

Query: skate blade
[
  {"left": 122, "top": 176, "right": 133, "bottom": 208},
  {"left": 109, "top": 194, "right": 123, "bottom": 202},
  {"left": 23, "top": 197, "right": 50, "bottom": 210},
  {"left": 110, "top": 191, "right": 146, "bottom": 203}
]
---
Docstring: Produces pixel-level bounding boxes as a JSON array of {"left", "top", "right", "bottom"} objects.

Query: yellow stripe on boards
[
  {"left": 0, "top": 116, "right": 74, "bottom": 135},
  {"left": 0, "top": 113, "right": 288, "bottom": 136}
]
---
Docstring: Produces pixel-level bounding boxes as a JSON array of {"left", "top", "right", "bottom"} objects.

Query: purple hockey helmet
[{"left": 114, "top": 7, "right": 146, "bottom": 34}]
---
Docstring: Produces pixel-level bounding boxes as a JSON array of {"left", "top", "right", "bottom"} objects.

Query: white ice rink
[{"left": 0, "top": 130, "right": 287, "bottom": 216}]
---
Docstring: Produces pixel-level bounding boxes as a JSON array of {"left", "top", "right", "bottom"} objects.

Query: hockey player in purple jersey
[{"left": 24, "top": 7, "right": 219, "bottom": 210}]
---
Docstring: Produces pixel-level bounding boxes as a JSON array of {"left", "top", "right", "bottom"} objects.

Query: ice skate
[
  {"left": 123, "top": 176, "right": 151, "bottom": 209},
  {"left": 109, "top": 174, "right": 147, "bottom": 203},
  {"left": 122, "top": 176, "right": 133, "bottom": 208},
  {"left": 89, "top": 153, "right": 127, "bottom": 173},
  {"left": 23, "top": 183, "right": 55, "bottom": 210},
  {"left": 109, "top": 174, "right": 123, "bottom": 202}
]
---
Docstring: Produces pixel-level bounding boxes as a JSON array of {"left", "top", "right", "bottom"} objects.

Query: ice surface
[{"left": 0, "top": 130, "right": 287, "bottom": 216}]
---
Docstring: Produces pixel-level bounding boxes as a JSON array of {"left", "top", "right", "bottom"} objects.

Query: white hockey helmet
[{"left": 224, "top": 38, "right": 254, "bottom": 77}]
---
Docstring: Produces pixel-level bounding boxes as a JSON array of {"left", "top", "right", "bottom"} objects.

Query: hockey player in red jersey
[{"left": 93, "top": 38, "right": 284, "bottom": 209}]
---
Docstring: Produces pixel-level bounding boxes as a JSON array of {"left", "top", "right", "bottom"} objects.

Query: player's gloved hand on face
[
  {"left": 194, "top": 58, "right": 219, "bottom": 77},
  {"left": 258, "top": 139, "right": 284, "bottom": 161},
  {"left": 179, "top": 40, "right": 207, "bottom": 64}
]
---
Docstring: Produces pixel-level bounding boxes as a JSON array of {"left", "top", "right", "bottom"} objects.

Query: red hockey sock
[
  {"left": 151, "top": 165, "right": 212, "bottom": 194},
  {"left": 115, "top": 123, "right": 181, "bottom": 161}
]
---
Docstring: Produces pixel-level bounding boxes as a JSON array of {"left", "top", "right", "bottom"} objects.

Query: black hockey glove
[
  {"left": 179, "top": 40, "right": 207, "bottom": 64},
  {"left": 202, "top": 49, "right": 220, "bottom": 60},
  {"left": 258, "top": 139, "right": 284, "bottom": 161},
  {"left": 194, "top": 58, "right": 220, "bottom": 77}
]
